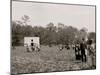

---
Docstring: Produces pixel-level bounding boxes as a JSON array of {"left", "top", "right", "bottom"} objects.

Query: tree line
[{"left": 12, "top": 15, "right": 96, "bottom": 46}]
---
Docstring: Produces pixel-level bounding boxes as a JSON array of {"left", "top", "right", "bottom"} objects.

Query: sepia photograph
[{"left": 11, "top": 0, "right": 96, "bottom": 75}]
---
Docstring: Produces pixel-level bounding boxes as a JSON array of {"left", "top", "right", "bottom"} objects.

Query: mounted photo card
[{"left": 11, "top": 0, "right": 96, "bottom": 75}]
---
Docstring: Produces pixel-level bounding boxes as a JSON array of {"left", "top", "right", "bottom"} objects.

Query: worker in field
[
  {"left": 59, "top": 44, "right": 64, "bottom": 51},
  {"left": 26, "top": 44, "right": 30, "bottom": 52},
  {"left": 72, "top": 43, "right": 75, "bottom": 50},
  {"left": 31, "top": 39, "right": 35, "bottom": 51},
  {"left": 80, "top": 38, "right": 87, "bottom": 62},
  {"left": 75, "top": 42, "right": 81, "bottom": 60}
]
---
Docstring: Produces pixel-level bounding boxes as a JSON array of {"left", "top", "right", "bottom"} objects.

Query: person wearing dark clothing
[
  {"left": 75, "top": 43, "right": 81, "bottom": 60},
  {"left": 80, "top": 38, "right": 87, "bottom": 62},
  {"left": 31, "top": 42, "right": 34, "bottom": 46},
  {"left": 31, "top": 39, "right": 35, "bottom": 51}
]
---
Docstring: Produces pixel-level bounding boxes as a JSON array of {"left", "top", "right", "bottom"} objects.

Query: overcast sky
[{"left": 12, "top": 1, "right": 95, "bottom": 32}]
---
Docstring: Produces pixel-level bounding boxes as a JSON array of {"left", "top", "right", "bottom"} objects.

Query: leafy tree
[
  {"left": 21, "top": 15, "right": 30, "bottom": 25},
  {"left": 12, "top": 16, "right": 90, "bottom": 46},
  {"left": 88, "top": 32, "right": 96, "bottom": 42}
]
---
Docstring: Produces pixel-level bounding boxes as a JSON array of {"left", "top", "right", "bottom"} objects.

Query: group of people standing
[{"left": 74, "top": 38, "right": 96, "bottom": 67}]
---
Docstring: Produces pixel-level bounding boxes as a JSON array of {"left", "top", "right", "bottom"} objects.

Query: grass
[{"left": 11, "top": 45, "right": 95, "bottom": 75}]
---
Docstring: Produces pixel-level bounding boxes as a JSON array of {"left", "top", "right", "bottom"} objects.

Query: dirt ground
[{"left": 11, "top": 46, "right": 96, "bottom": 75}]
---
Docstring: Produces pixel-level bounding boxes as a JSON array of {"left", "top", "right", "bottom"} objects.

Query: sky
[{"left": 12, "top": 1, "right": 96, "bottom": 32}]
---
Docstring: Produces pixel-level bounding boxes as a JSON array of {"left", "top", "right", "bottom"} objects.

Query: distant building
[{"left": 24, "top": 37, "right": 40, "bottom": 48}]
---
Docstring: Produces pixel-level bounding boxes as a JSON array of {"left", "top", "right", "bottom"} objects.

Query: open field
[{"left": 11, "top": 46, "right": 95, "bottom": 75}]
